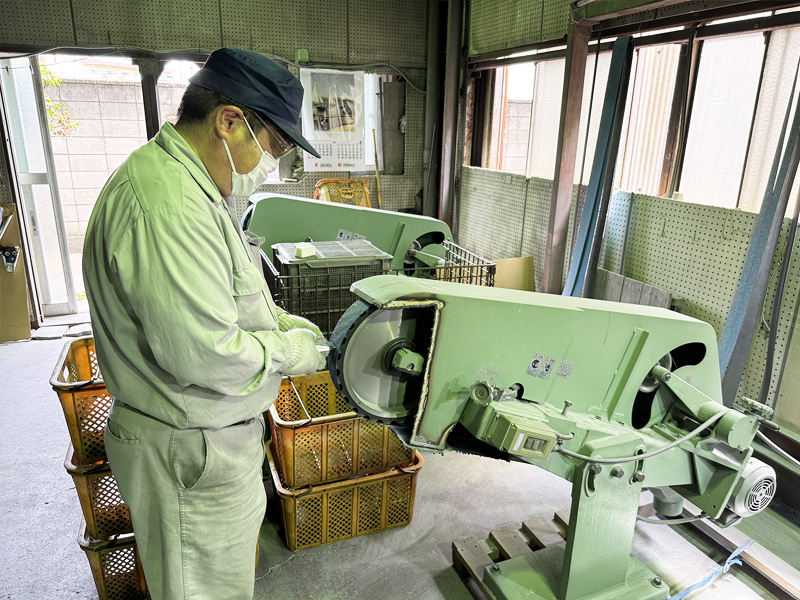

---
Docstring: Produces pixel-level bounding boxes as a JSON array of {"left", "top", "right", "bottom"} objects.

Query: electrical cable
[
  {"left": 636, "top": 513, "right": 708, "bottom": 525},
  {"left": 756, "top": 430, "right": 800, "bottom": 469},
  {"left": 553, "top": 410, "right": 731, "bottom": 464}
]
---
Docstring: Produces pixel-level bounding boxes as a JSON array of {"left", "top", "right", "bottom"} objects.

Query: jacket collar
[{"left": 154, "top": 122, "right": 224, "bottom": 203}]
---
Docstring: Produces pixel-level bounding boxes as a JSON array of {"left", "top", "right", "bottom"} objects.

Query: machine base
[
  {"left": 481, "top": 545, "right": 668, "bottom": 600},
  {"left": 454, "top": 525, "right": 669, "bottom": 600}
]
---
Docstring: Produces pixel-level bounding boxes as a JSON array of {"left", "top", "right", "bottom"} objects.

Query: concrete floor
[{"left": 0, "top": 338, "right": 785, "bottom": 600}]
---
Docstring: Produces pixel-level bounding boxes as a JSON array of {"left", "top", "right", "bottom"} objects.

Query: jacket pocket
[{"left": 232, "top": 264, "right": 276, "bottom": 331}]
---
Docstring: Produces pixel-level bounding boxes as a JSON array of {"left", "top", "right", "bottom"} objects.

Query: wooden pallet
[{"left": 451, "top": 511, "right": 569, "bottom": 594}]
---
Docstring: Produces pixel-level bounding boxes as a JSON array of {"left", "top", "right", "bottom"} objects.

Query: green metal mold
[{"left": 242, "top": 194, "right": 452, "bottom": 271}]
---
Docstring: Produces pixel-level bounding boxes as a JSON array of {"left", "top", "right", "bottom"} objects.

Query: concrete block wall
[
  {"left": 46, "top": 80, "right": 185, "bottom": 253},
  {"left": 503, "top": 100, "right": 532, "bottom": 174}
]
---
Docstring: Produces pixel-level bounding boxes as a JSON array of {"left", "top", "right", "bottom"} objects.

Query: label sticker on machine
[
  {"left": 526, "top": 353, "right": 556, "bottom": 379},
  {"left": 556, "top": 361, "right": 574, "bottom": 379},
  {"left": 337, "top": 229, "right": 366, "bottom": 241}
]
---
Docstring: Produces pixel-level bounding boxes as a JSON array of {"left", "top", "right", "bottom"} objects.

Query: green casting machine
[{"left": 328, "top": 276, "right": 778, "bottom": 600}]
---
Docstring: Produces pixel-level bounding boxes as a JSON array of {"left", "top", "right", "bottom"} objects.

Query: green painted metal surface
[
  {"left": 243, "top": 194, "right": 452, "bottom": 271},
  {"left": 600, "top": 192, "right": 800, "bottom": 414},
  {"left": 483, "top": 547, "right": 667, "bottom": 600},
  {"left": 329, "top": 275, "right": 772, "bottom": 600}
]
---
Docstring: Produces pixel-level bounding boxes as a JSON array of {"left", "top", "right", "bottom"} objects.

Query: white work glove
[
  {"left": 278, "top": 310, "right": 326, "bottom": 344},
  {"left": 282, "top": 328, "right": 327, "bottom": 377}
]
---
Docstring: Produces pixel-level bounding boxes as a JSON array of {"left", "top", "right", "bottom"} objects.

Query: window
[
  {"left": 614, "top": 29, "right": 791, "bottom": 213},
  {"left": 739, "top": 26, "right": 800, "bottom": 214},
  {"left": 678, "top": 33, "right": 765, "bottom": 208},
  {"left": 481, "top": 51, "right": 610, "bottom": 181},
  {"left": 40, "top": 53, "right": 149, "bottom": 312},
  {"left": 618, "top": 44, "right": 681, "bottom": 195}
]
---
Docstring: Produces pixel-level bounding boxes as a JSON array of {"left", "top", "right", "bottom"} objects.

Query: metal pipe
[
  {"left": 759, "top": 183, "right": 800, "bottom": 407},
  {"left": 542, "top": 21, "right": 591, "bottom": 294},
  {"left": 422, "top": 0, "right": 443, "bottom": 217},
  {"left": 582, "top": 41, "right": 634, "bottom": 298},
  {"left": 438, "top": 0, "right": 463, "bottom": 228}
]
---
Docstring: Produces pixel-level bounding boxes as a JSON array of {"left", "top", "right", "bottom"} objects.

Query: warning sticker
[
  {"left": 337, "top": 229, "right": 366, "bottom": 241},
  {"left": 556, "top": 361, "right": 574, "bottom": 379},
  {"left": 526, "top": 353, "right": 556, "bottom": 379},
  {"left": 538, "top": 356, "right": 557, "bottom": 380}
]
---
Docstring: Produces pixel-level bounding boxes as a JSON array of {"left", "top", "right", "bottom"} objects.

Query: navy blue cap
[{"left": 189, "top": 48, "right": 320, "bottom": 158}]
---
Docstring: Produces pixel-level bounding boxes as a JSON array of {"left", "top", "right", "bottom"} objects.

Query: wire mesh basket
[
  {"left": 51, "top": 337, "right": 112, "bottom": 465},
  {"left": 392, "top": 240, "right": 496, "bottom": 286},
  {"left": 266, "top": 442, "right": 422, "bottom": 551},
  {"left": 266, "top": 240, "right": 393, "bottom": 338},
  {"left": 77, "top": 519, "right": 149, "bottom": 600},
  {"left": 65, "top": 443, "right": 133, "bottom": 540},
  {"left": 269, "top": 372, "right": 414, "bottom": 488}
]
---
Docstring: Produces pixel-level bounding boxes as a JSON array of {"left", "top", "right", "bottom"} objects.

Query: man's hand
[
  {"left": 278, "top": 311, "right": 326, "bottom": 344},
  {"left": 282, "top": 329, "right": 326, "bottom": 376}
]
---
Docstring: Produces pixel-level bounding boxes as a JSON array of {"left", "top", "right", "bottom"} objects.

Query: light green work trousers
[{"left": 105, "top": 400, "right": 267, "bottom": 600}]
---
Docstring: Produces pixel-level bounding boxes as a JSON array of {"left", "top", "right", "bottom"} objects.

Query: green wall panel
[
  {"left": 469, "top": 0, "right": 543, "bottom": 56},
  {"left": 220, "top": 0, "right": 347, "bottom": 63},
  {"left": 349, "top": 0, "right": 428, "bottom": 67},
  {"left": 0, "top": 0, "right": 74, "bottom": 47},
  {"left": 73, "top": 0, "right": 221, "bottom": 49}
]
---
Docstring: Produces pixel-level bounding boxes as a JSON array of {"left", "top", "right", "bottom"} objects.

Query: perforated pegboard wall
[
  {"left": 600, "top": 190, "right": 631, "bottom": 273},
  {"left": 349, "top": 0, "right": 428, "bottom": 67},
  {"left": 541, "top": 0, "right": 571, "bottom": 43},
  {"left": 737, "top": 223, "right": 797, "bottom": 407},
  {"left": 469, "top": 0, "right": 543, "bottom": 56},
  {"left": 0, "top": 0, "right": 74, "bottom": 46},
  {"left": 249, "top": 69, "right": 426, "bottom": 219},
  {"left": 622, "top": 195, "right": 754, "bottom": 332},
  {"left": 72, "top": 0, "right": 221, "bottom": 49},
  {"left": 0, "top": 146, "right": 13, "bottom": 204},
  {"left": 521, "top": 177, "right": 553, "bottom": 293},
  {"left": 562, "top": 184, "right": 588, "bottom": 285},
  {"left": 221, "top": 0, "right": 347, "bottom": 63},
  {"left": 459, "top": 166, "right": 527, "bottom": 260},
  {"left": 618, "top": 193, "right": 798, "bottom": 407}
]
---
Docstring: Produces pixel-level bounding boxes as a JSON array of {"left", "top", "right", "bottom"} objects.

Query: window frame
[{"left": 465, "top": 9, "right": 800, "bottom": 212}]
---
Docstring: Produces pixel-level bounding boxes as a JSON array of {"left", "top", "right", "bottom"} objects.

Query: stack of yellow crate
[
  {"left": 266, "top": 371, "right": 424, "bottom": 551},
  {"left": 51, "top": 337, "right": 149, "bottom": 600}
]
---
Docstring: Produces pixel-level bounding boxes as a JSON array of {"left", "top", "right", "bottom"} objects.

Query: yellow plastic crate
[
  {"left": 268, "top": 372, "right": 414, "bottom": 488},
  {"left": 65, "top": 443, "right": 132, "bottom": 540},
  {"left": 51, "top": 337, "right": 112, "bottom": 465},
  {"left": 78, "top": 519, "right": 149, "bottom": 600},
  {"left": 267, "top": 442, "right": 422, "bottom": 551},
  {"left": 313, "top": 178, "right": 371, "bottom": 208}
]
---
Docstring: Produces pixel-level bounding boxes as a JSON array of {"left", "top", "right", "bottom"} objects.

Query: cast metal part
[
  {"left": 470, "top": 381, "right": 501, "bottom": 406},
  {"left": 329, "top": 299, "right": 430, "bottom": 424},
  {"left": 639, "top": 354, "right": 672, "bottom": 393}
]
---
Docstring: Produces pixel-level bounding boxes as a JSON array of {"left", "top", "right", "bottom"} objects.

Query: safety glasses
[{"left": 254, "top": 114, "right": 297, "bottom": 159}]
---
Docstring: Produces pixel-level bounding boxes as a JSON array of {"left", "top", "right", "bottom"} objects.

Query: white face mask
[{"left": 222, "top": 116, "right": 278, "bottom": 197}]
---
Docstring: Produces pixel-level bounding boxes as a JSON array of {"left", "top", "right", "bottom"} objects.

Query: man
[{"left": 82, "top": 48, "right": 327, "bottom": 599}]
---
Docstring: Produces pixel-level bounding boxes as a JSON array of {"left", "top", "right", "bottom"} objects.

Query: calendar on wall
[{"left": 300, "top": 68, "right": 366, "bottom": 172}]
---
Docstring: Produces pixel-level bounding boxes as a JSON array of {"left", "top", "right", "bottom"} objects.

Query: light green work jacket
[{"left": 83, "top": 122, "right": 290, "bottom": 429}]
